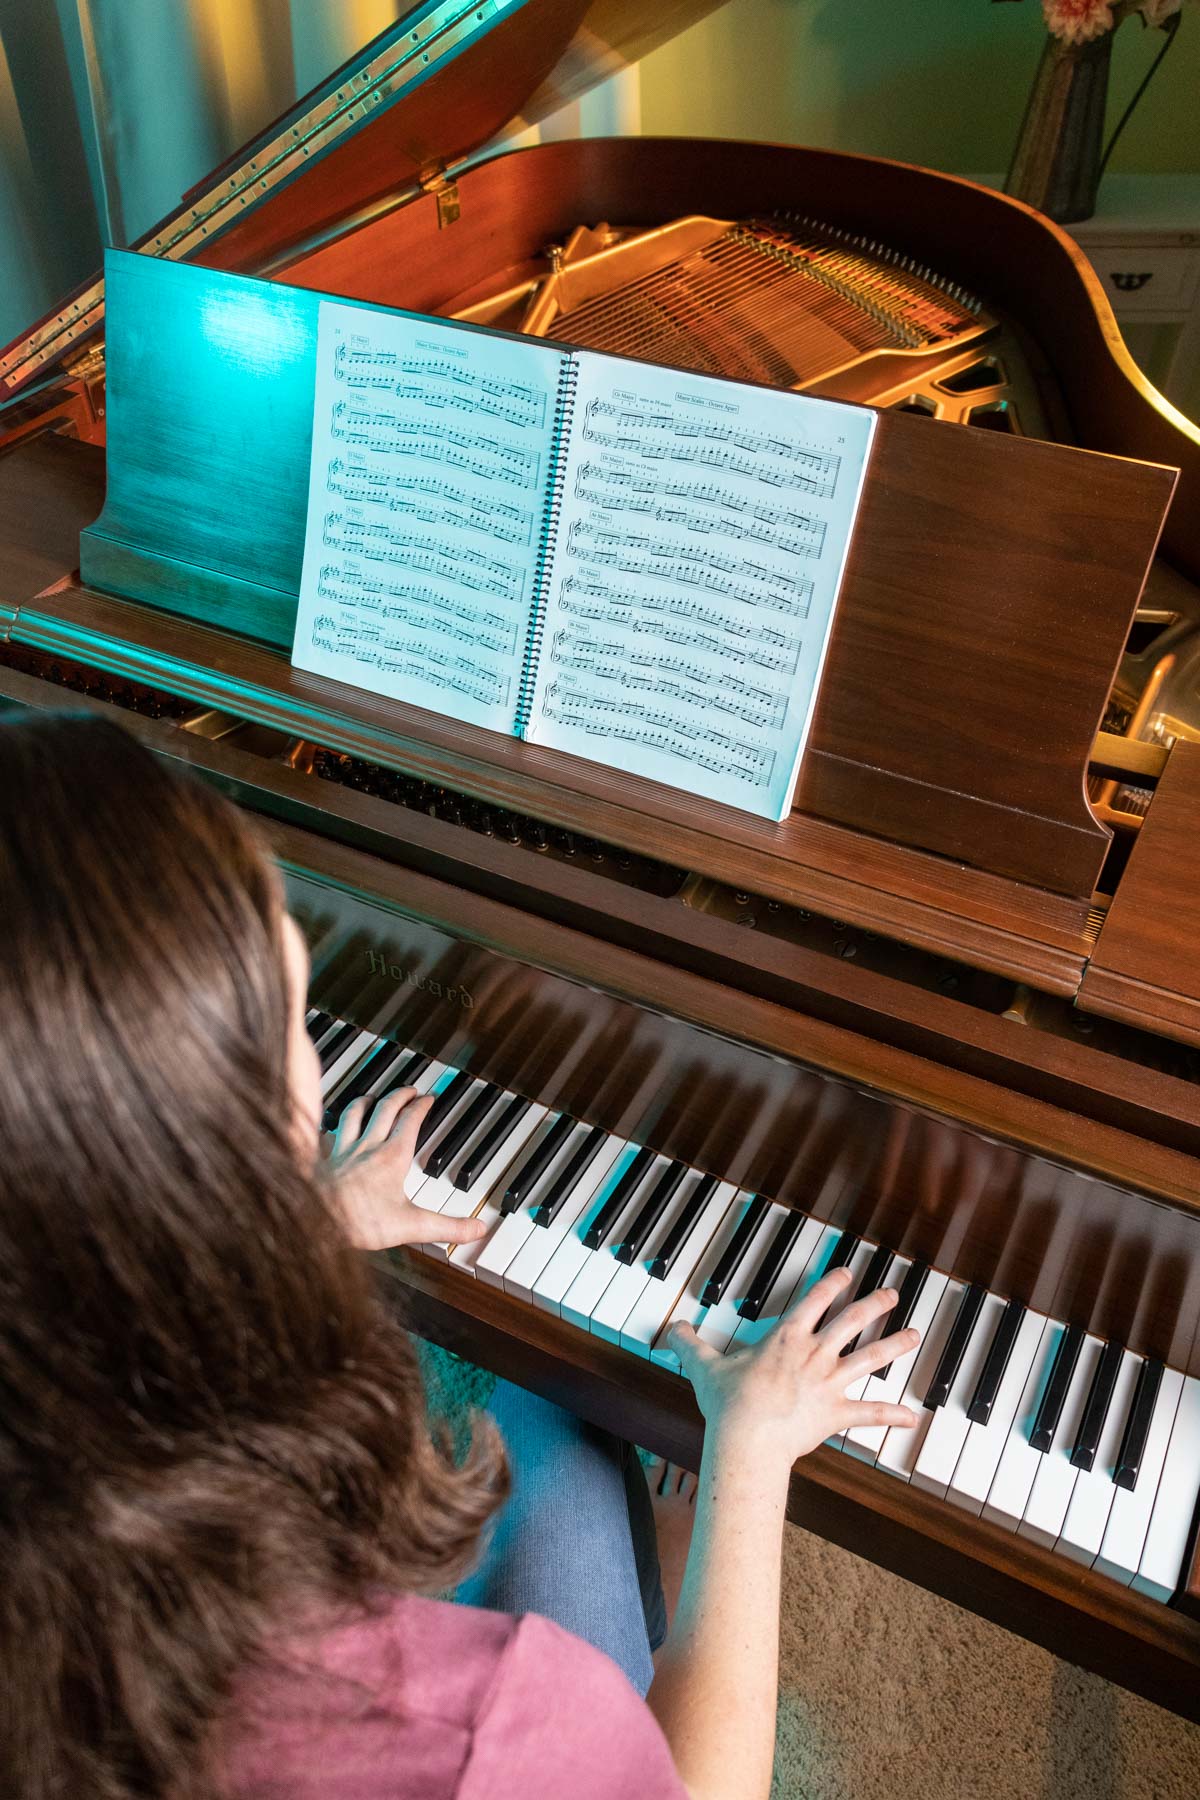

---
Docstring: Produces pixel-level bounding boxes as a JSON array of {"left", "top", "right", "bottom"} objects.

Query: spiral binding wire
[{"left": 514, "top": 356, "right": 579, "bottom": 737}]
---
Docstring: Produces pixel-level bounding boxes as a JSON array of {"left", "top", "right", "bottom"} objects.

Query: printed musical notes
[
  {"left": 294, "top": 301, "right": 565, "bottom": 733},
  {"left": 524, "top": 351, "right": 876, "bottom": 819}
]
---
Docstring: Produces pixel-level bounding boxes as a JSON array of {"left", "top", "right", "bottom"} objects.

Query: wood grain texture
[
  {"left": 0, "top": 437, "right": 103, "bottom": 609},
  {"left": 81, "top": 247, "right": 1170, "bottom": 898},
  {"left": 12, "top": 576, "right": 1097, "bottom": 992},
  {"left": 795, "top": 411, "right": 1173, "bottom": 894},
  {"left": 386, "top": 1251, "right": 1200, "bottom": 1724},
  {"left": 1080, "top": 739, "right": 1200, "bottom": 1047},
  {"left": 3, "top": 650, "right": 1198, "bottom": 1156},
  {"left": 281, "top": 136, "right": 1200, "bottom": 581}
]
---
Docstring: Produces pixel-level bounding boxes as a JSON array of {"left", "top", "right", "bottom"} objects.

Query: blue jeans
[{"left": 456, "top": 1380, "right": 667, "bottom": 1696}]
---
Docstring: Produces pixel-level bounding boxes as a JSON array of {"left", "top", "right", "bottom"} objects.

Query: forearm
[{"left": 646, "top": 1422, "right": 788, "bottom": 1800}]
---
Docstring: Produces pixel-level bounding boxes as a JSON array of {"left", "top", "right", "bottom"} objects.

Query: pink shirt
[{"left": 217, "top": 1594, "right": 688, "bottom": 1800}]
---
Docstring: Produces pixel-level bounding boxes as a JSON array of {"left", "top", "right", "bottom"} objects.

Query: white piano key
[
  {"left": 1017, "top": 1333, "right": 1103, "bottom": 1548},
  {"left": 474, "top": 1119, "right": 598, "bottom": 1292},
  {"left": 650, "top": 1193, "right": 759, "bottom": 1372},
  {"left": 696, "top": 1201, "right": 793, "bottom": 1355},
  {"left": 946, "top": 1309, "right": 1047, "bottom": 1515},
  {"left": 530, "top": 1144, "right": 648, "bottom": 1316},
  {"left": 421, "top": 1101, "right": 549, "bottom": 1261},
  {"left": 1095, "top": 1365, "right": 1184, "bottom": 1586},
  {"left": 559, "top": 1154, "right": 671, "bottom": 1331},
  {"left": 982, "top": 1318, "right": 1071, "bottom": 1532},
  {"left": 590, "top": 1168, "right": 711, "bottom": 1347},
  {"left": 503, "top": 1135, "right": 630, "bottom": 1304},
  {"left": 844, "top": 1269, "right": 950, "bottom": 1464},
  {"left": 874, "top": 1278, "right": 965, "bottom": 1480},
  {"left": 319, "top": 1028, "right": 380, "bottom": 1098},
  {"left": 1056, "top": 1347, "right": 1144, "bottom": 1566},
  {"left": 726, "top": 1215, "right": 830, "bottom": 1353},
  {"left": 1134, "top": 1373, "right": 1200, "bottom": 1602},
  {"left": 619, "top": 1180, "right": 741, "bottom": 1359},
  {"left": 911, "top": 1291, "right": 1008, "bottom": 1497}
]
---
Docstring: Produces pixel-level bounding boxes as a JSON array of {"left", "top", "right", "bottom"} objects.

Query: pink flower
[
  {"left": 1139, "top": 0, "right": 1182, "bottom": 24},
  {"left": 1042, "top": 0, "right": 1116, "bottom": 39}
]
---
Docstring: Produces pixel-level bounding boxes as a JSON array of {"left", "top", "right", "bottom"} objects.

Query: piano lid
[{"left": 0, "top": 0, "right": 727, "bottom": 403}]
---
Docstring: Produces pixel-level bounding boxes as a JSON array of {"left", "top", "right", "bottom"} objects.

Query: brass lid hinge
[{"left": 418, "top": 163, "right": 460, "bottom": 228}]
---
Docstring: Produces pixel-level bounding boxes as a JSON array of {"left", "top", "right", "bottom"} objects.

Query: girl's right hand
[{"left": 667, "top": 1266, "right": 921, "bottom": 1479}]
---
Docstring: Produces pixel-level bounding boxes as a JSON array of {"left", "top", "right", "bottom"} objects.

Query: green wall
[{"left": 639, "top": 0, "right": 1200, "bottom": 176}]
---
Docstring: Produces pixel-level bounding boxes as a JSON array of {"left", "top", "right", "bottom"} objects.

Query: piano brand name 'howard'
[{"left": 365, "top": 947, "right": 474, "bottom": 1009}]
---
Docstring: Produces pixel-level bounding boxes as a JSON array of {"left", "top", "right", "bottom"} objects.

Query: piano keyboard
[{"left": 313, "top": 1013, "right": 1200, "bottom": 1607}]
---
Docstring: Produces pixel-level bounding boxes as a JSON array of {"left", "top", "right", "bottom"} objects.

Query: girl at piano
[{"left": 0, "top": 711, "right": 920, "bottom": 1800}]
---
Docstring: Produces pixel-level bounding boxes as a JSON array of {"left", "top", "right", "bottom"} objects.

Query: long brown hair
[{"left": 0, "top": 711, "right": 505, "bottom": 1800}]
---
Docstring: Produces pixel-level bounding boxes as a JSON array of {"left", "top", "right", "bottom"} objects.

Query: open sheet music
[{"left": 293, "top": 301, "right": 876, "bottom": 821}]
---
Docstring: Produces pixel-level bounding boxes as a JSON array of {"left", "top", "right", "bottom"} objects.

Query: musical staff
[
  {"left": 548, "top": 627, "right": 789, "bottom": 732},
  {"left": 334, "top": 340, "right": 548, "bottom": 432},
  {"left": 326, "top": 462, "right": 536, "bottom": 547},
  {"left": 315, "top": 567, "right": 520, "bottom": 657},
  {"left": 573, "top": 462, "right": 825, "bottom": 556},
  {"left": 330, "top": 402, "right": 542, "bottom": 490},
  {"left": 563, "top": 519, "right": 814, "bottom": 615},
  {"left": 322, "top": 512, "right": 526, "bottom": 606},
  {"left": 580, "top": 398, "right": 842, "bottom": 495},
  {"left": 557, "top": 577, "right": 804, "bottom": 676},
  {"left": 541, "top": 679, "right": 776, "bottom": 789}
]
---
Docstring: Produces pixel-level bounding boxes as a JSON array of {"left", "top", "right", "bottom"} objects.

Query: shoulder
[{"left": 458, "top": 1612, "right": 687, "bottom": 1800}]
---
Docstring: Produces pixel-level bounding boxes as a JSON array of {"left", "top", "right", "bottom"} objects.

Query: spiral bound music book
[{"left": 292, "top": 299, "right": 877, "bottom": 822}]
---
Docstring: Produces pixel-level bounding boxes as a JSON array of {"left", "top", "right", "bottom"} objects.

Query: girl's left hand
[{"left": 324, "top": 1087, "right": 489, "bottom": 1253}]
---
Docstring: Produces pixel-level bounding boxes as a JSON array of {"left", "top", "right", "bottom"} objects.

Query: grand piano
[{"left": 3, "top": 0, "right": 1200, "bottom": 1722}]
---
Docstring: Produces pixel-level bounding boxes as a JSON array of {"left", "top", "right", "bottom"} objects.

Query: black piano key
[
  {"left": 1114, "top": 1358, "right": 1164, "bottom": 1491},
  {"left": 1071, "top": 1338, "right": 1125, "bottom": 1473},
  {"left": 812, "top": 1231, "right": 862, "bottom": 1330},
  {"left": 967, "top": 1297, "right": 1026, "bottom": 1425},
  {"left": 872, "top": 1261, "right": 930, "bottom": 1379},
  {"left": 501, "top": 1112, "right": 575, "bottom": 1215},
  {"left": 840, "top": 1244, "right": 895, "bottom": 1355},
  {"left": 533, "top": 1125, "right": 609, "bottom": 1227},
  {"left": 454, "top": 1093, "right": 531, "bottom": 1191},
  {"left": 306, "top": 1008, "right": 334, "bottom": 1043},
  {"left": 1029, "top": 1323, "right": 1085, "bottom": 1454},
  {"left": 738, "top": 1210, "right": 808, "bottom": 1321},
  {"left": 649, "top": 1175, "right": 720, "bottom": 1281},
  {"left": 393, "top": 1051, "right": 432, "bottom": 1088},
  {"left": 317, "top": 1020, "right": 359, "bottom": 1074},
  {"left": 616, "top": 1161, "right": 689, "bottom": 1264},
  {"left": 700, "top": 1195, "right": 772, "bottom": 1309},
  {"left": 415, "top": 1069, "right": 473, "bottom": 1152},
  {"left": 321, "top": 1039, "right": 410, "bottom": 1133},
  {"left": 582, "top": 1146, "right": 656, "bottom": 1250},
  {"left": 923, "top": 1283, "right": 987, "bottom": 1410},
  {"left": 423, "top": 1083, "right": 503, "bottom": 1180}
]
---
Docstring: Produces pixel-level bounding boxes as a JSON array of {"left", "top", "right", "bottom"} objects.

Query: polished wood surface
[
  {"left": 3, "top": 567, "right": 1100, "bottom": 990},
  {"left": 278, "top": 137, "right": 1200, "bottom": 583},
  {"left": 1080, "top": 739, "right": 1200, "bottom": 1047},
  {"left": 73, "top": 240, "right": 1174, "bottom": 899},
  {"left": 795, "top": 411, "right": 1172, "bottom": 894}
]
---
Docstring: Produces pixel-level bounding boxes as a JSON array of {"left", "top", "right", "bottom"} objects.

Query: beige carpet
[{"left": 772, "top": 1522, "right": 1200, "bottom": 1800}]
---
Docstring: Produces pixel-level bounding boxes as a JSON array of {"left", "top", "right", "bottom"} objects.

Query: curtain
[{"left": 0, "top": 0, "right": 639, "bottom": 351}]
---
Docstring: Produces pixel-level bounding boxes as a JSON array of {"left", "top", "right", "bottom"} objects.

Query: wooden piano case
[{"left": 4, "top": 0, "right": 1200, "bottom": 1722}]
